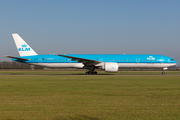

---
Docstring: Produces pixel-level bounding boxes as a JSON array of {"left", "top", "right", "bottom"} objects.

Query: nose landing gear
[{"left": 162, "top": 67, "right": 168, "bottom": 75}]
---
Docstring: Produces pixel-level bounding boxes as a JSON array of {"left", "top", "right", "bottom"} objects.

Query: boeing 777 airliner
[{"left": 5, "top": 34, "right": 177, "bottom": 75}]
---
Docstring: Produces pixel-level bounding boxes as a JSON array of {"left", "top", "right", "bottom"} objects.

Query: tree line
[{"left": 0, "top": 61, "right": 43, "bottom": 69}]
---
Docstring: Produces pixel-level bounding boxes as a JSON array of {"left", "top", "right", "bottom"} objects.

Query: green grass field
[
  {"left": 0, "top": 70, "right": 180, "bottom": 120},
  {"left": 0, "top": 69, "right": 180, "bottom": 75}
]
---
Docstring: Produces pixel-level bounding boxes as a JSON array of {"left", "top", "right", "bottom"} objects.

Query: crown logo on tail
[{"left": 21, "top": 44, "right": 27, "bottom": 47}]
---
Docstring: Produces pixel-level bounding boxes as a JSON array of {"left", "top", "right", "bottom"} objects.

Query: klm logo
[
  {"left": 147, "top": 56, "right": 155, "bottom": 60},
  {"left": 111, "top": 67, "right": 114, "bottom": 69},
  {"left": 18, "top": 44, "right": 30, "bottom": 51}
]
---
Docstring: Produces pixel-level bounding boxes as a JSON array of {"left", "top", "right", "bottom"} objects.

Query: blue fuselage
[{"left": 13, "top": 54, "right": 177, "bottom": 64}]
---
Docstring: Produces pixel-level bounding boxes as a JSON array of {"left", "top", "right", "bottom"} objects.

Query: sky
[{"left": 0, "top": 0, "right": 180, "bottom": 65}]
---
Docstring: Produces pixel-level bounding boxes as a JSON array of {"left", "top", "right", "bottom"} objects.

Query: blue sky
[{"left": 0, "top": 0, "right": 180, "bottom": 65}]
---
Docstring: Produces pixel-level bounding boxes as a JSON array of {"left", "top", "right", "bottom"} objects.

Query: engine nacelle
[{"left": 103, "top": 63, "right": 119, "bottom": 72}]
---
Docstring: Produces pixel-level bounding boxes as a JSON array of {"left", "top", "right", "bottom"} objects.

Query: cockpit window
[{"left": 171, "top": 59, "right": 175, "bottom": 61}]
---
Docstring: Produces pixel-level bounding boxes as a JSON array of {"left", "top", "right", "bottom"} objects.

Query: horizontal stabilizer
[{"left": 5, "top": 56, "right": 30, "bottom": 61}]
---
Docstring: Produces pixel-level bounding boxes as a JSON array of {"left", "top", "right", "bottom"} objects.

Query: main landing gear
[
  {"left": 162, "top": 71, "right": 165, "bottom": 75},
  {"left": 85, "top": 71, "right": 97, "bottom": 75},
  {"left": 85, "top": 66, "right": 97, "bottom": 75}
]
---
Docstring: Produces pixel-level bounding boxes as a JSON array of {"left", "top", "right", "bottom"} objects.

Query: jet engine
[{"left": 102, "top": 63, "right": 119, "bottom": 72}]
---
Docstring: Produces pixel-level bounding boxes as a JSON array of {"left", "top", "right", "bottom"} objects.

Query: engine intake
[{"left": 103, "top": 63, "right": 119, "bottom": 72}]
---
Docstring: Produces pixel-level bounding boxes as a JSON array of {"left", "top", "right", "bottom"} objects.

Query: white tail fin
[{"left": 12, "top": 34, "right": 38, "bottom": 56}]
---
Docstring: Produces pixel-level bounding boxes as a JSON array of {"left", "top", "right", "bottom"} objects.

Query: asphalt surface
[{"left": 0, "top": 74, "right": 180, "bottom": 76}]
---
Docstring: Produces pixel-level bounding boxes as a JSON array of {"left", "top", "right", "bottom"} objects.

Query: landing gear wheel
[
  {"left": 85, "top": 71, "right": 97, "bottom": 75},
  {"left": 85, "top": 71, "right": 91, "bottom": 74},
  {"left": 85, "top": 71, "right": 91, "bottom": 75},
  {"left": 162, "top": 72, "right": 165, "bottom": 75},
  {"left": 93, "top": 71, "right": 97, "bottom": 75}
]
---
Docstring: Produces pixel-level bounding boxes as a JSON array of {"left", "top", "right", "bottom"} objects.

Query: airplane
[{"left": 5, "top": 34, "right": 177, "bottom": 75}]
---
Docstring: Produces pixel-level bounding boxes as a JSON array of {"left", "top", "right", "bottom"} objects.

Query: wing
[
  {"left": 57, "top": 54, "right": 101, "bottom": 66},
  {"left": 5, "top": 56, "right": 30, "bottom": 61}
]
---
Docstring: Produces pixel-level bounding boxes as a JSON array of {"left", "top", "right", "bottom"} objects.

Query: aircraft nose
[
  {"left": 173, "top": 60, "right": 177, "bottom": 64},
  {"left": 171, "top": 58, "right": 177, "bottom": 63}
]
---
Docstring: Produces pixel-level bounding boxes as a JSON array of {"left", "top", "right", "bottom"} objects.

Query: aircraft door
[
  {"left": 160, "top": 57, "right": 164, "bottom": 63},
  {"left": 99, "top": 57, "right": 103, "bottom": 62},
  {"left": 136, "top": 58, "right": 140, "bottom": 63},
  {"left": 38, "top": 58, "right": 42, "bottom": 63},
  {"left": 68, "top": 58, "right": 71, "bottom": 63}
]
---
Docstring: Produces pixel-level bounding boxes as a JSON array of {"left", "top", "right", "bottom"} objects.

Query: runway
[{"left": 1, "top": 74, "right": 180, "bottom": 76}]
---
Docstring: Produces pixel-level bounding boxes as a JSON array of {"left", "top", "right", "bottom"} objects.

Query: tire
[{"left": 94, "top": 71, "right": 97, "bottom": 75}]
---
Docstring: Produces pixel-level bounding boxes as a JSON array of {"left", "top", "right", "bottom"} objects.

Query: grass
[
  {"left": 0, "top": 70, "right": 180, "bottom": 119},
  {"left": 0, "top": 69, "right": 180, "bottom": 75}
]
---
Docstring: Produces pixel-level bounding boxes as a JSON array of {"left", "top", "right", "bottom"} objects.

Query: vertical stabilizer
[{"left": 12, "top": 34, "right": 38, "bottom": 56}]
